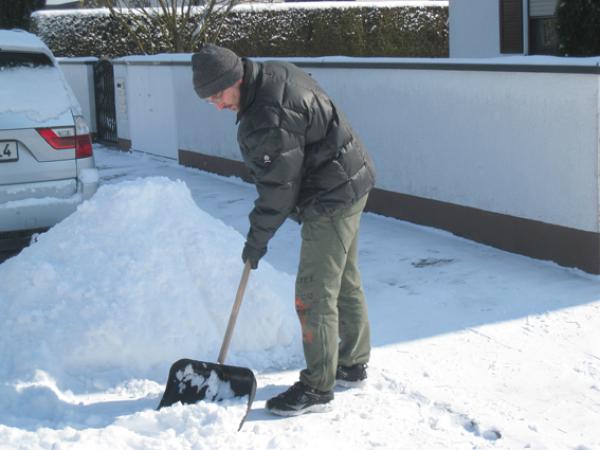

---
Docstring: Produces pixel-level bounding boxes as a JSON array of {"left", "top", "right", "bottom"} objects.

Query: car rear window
[
  {"left": 0, "top": 51, "right": 53, "bottom": 69},
  {"left": 0, "top": 50, "right": 73, "bottom": 126}
]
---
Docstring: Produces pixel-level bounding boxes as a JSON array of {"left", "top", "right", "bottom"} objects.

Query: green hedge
[
  {"left": 556, "top": 0, "right": 600, "bottom": 56},
  {"left": 31, "top": 4, "right": 448, "bottom": 58}
]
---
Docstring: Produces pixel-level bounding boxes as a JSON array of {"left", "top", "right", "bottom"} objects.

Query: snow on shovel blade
[{"left": 158, "top": 358, "right": 257, "bottom": 431}]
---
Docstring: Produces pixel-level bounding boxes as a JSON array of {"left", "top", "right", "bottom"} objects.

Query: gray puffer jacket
[{"left": 236, "top": 59, "right": 376, "bottom": 252}]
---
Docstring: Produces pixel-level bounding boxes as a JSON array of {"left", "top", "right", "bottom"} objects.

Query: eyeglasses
[{"left": 205, "top": 90, "right": 224, "bottom": 105}]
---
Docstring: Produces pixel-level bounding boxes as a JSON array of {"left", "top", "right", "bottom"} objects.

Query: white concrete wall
[
  {"left": 314, "top": 66, "right": 599, "bottom": 233},
  {"left": 171, "top": 65, "right": 240, "bottom": 161},
  {"left": 113, "top": 65, "right": 130, "bottom": 142},
  {"left": 450, "top": 0, "right": 501, "bottom": 58},
  {"left": 58, "top": 58, "right": 98, "bottom": 133},
  {"left": 125, "top": 64, "right": 178, "bottom": 159},
  {"left": 113, "top": 56, "right": 600, "bottom": 234}
]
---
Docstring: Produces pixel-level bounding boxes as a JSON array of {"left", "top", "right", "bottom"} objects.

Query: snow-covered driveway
[{"left": 0, "top": 146, "right": 598, "bottom": 450}]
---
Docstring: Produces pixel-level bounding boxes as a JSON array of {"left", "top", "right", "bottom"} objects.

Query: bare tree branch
[{"left": 100, "top": 0, "right": 239, "bottom": 54}]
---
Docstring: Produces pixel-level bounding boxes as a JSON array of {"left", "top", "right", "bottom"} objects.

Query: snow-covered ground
[{"left": 1, "top": 146, "right": 599, "bottom": 450}]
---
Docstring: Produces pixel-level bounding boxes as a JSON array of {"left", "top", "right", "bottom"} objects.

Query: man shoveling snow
[{"left": 191, "top": 44, "right": 376, "bottom": 416}]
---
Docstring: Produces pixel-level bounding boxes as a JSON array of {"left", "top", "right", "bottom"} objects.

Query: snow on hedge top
[
  {"left": 232, "top": 0, "right": 447, "bottom": 12},
  {"left": 32, "top": 1, "right": 447, "bottom": 18},
  {"left": 32, "top": 7, "right": 110, "bottom": 17},
  {"left": 0, "top": 177, "right": 300, "bottom": 389}
]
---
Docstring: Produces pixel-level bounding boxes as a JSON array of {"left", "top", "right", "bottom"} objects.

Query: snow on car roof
[{"left": 0, "top": 29, "right": 53, "bottom": 59}]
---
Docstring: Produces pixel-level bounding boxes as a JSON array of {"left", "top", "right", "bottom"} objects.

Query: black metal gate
[{"left": 93, "top": 59, "right": 118, "bottom": 144}]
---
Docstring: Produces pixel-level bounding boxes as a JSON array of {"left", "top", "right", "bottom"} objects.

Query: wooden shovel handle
[{"left": 217, "top": 261, "right": 252, "bottom": 364}]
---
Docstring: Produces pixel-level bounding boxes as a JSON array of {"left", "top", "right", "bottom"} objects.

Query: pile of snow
[{"left": 0, "top": 177, "right": 300, "bottom": 417}]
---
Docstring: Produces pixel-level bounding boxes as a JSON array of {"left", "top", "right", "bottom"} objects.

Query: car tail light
[
  {"left": 37, "top": 116, "right": 93, "bottom": 159},
  {"left": 74, "top": 115, "right": 93, "bottom": 159},
  {"left": 37, "top": 126, "right": 75, "bottom": 149}
]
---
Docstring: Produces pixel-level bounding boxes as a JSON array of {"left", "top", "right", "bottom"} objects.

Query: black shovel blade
[{"left": 157, "top": 358, "right": 256, "bottom": 431}]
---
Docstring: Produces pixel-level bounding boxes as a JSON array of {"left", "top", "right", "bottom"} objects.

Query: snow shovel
[{"left": 157, "top": 261, "right": 257, "bottom": 431}]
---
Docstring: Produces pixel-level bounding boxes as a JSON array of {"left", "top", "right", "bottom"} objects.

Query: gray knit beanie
[{"left": 191, "top": 44, "right": 243, "bottom": 98}]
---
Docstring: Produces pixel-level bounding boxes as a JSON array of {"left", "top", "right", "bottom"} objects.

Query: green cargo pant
[{"left": 295, "top": 194, "right": 371, "bottom": 392}]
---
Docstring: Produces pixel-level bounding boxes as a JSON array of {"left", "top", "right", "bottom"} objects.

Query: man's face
[{"left": 206, "top": 79, "right": 242, "bottom": 112}]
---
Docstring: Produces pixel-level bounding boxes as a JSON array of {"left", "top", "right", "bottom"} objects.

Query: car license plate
[{"left": 0, "top": 141, "right": 18, "bottom": 162}]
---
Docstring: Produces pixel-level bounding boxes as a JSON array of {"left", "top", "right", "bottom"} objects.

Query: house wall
[
  {"left": 68, "top": 55, "right": 600, "bottom": 273},
  {"left": 450, "top": 0, "right": 501, "bottom": 57}
]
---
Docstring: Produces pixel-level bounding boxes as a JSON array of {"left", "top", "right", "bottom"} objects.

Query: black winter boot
[
  {"left": 266, "top": 381, "right": 334, "bottom": 416},
  {"left": 336, "top": 363, "right": 368, "bottom": 387}
]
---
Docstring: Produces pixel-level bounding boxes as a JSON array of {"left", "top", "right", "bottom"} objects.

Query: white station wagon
[{"left": 0, "top": 29, "right": 98, "bottom": 254}]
